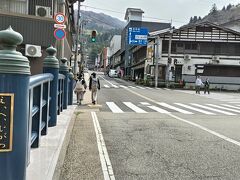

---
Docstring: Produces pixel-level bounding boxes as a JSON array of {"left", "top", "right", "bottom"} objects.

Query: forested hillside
[{"left": 189, "top": 3, "right": 240, "bottom": 25}]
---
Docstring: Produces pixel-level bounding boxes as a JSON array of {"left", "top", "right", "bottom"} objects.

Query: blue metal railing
[{"left": 27, "top": 73, "right": 67, "bottom": 165}]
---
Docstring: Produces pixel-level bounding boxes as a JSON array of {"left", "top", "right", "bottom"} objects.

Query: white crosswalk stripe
[
  {"left": 157, "top": 102, "right": 194, "bottom": 114},
  {"left": 174, "top": 103, "right": 216, "bottom": 115},
  {"left": 140, "top": 102, "right": 151, "bottom": 106},
  {"left": 136, "top": 86, "right": 146, "bottom": 89},
  {"left": 128, "top": 86, "right": 136, "bottom": 89},
  {"left": 123, "top": 102, "right": 147, "bottom": 113},
  {"left": 119, "top": 85, "right": 128, "bottom": 89},
  {"left": 221, "top": 104, "right": 240, "bottom": 110},
  {"left": 106, "top": 102, "right": 123, "bottom": 113},
  {"left": 206, "top": 104, "right": 240, "bottom": 113},
  {"left": 105, "top": 101, "right": 240, "bottom": 115},
  {"left": 104, "top": 85, "right": 110, "bottom": 88},
  {"left": 191, "top": 103, "right": 236, "bottom": 115},
  {"left": 147, "top": 105, "right": 170, "bottom": 114}
]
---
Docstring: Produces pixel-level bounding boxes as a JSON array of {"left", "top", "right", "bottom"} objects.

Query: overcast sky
[{"left": 78, "top": 0, "right": 239, "bottom": 27}]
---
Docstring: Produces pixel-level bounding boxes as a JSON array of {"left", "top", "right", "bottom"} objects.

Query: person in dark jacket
[
  {"left": 204, "top": 78, "right": 210, "bottom": 94},
  {"left": 89, "top": 72, "right": 100, "bottom": 105}
]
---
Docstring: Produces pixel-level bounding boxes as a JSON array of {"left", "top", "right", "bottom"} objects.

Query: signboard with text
[
  {"left": 128, "top": 27, "right": 148, "bottom": 46},
  {"left": 0, "top": 94, "right": 14, "bottom": 152}
]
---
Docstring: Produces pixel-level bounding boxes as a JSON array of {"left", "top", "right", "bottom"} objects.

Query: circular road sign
[
  {"left": 54, "top": 29, "right": 66, "bottom": 40},
  {"left": 54, "top": 13, "right": 65, "bottom": 24}
]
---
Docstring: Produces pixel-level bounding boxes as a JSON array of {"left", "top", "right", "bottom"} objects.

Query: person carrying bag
[{"left": 74, "top": 76, "right": 87, "bottom": 105}]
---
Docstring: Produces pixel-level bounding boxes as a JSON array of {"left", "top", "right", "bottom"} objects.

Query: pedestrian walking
[
  {"left": 204, "top": 78, "right": 210, "bottom": 94},
  {"left": 195, "top": 75, "right": 203, "bottom": 94},
  {"left": 89, "top": 72, "right": 100, "bottom": 105},
  {"left": 74, "top": 75, "right": 87, "bottom": 105}
]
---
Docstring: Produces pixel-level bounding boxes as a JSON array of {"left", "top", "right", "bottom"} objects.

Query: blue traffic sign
[
  {"left": 54, "top": 29, "right": 66, "bottom": 40},
  {"left": 128, "top": 27, "right": 148, "bottom": 46}
]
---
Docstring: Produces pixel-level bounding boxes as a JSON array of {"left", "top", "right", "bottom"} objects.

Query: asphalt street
[{"left": 61, "top": 74, "right": 240, "bottom": 180}]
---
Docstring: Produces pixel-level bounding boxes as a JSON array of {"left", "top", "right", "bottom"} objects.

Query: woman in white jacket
[{"left": 195, "top": 75, "right": 203, "bottom": 94}]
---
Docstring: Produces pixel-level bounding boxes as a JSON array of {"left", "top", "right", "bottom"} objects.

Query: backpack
[
  {"left": 91, "top": 78, "right": 98, "bottom": 90},
  {"left": 75, "top": 80, "right": 83, "bottom": 91}
]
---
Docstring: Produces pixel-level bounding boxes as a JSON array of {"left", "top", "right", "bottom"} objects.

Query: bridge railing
[{"left": 0, "top": 27, "right": 75, "bottom": 180}]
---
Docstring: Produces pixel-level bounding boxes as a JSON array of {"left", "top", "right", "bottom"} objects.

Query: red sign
[
  {"left": 54, "top": 13, "right": 65, "bottom": 24},
  {"left": 54, "top": 29, "right": 66, "bottom": 40}
]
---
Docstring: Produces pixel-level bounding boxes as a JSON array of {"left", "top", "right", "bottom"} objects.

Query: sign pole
[{"left": 74, "top": 0, "right": 81, "bottom": 77}]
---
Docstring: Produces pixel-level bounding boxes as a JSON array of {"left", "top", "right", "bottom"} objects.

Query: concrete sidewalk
[{"left": 27, "top": 72, "right": 103, "bottom": 180}]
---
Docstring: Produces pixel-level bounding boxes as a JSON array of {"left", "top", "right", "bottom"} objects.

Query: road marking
[
  {"left": 221, "top": 104, "right": 240, "bottom": 110},
  {"left": 119, "top": 85, "right": 128, "bottom": 89},
  {"left": 128, "top": 86, "right": 136, "bottom": 89},
  {"left": 163, "top": 88, "right": 171, "bottom": 90},
  {"left": 123, "top": 102, "right": 147, "bottom": 113},
  {"left": 99, "top": 76, "right": 117, "bottom": 87},
  {"left": 145, "top": 87, "right": 153, "bottom": 89},
  {"left": 91, "top": 112, "right": 115, "bottom": 180},
  {"left": 124, "top": 88, "right": 240, "bottom": 149},
  {"left": 191, "top": 103, "right": 236, "bottom": 115},
  {"left": 112, "top": 84, "right": 119, "bottom": 88},
  {"left": 104, "top": 85, "right": 110, "bottom": 88},
  {"left": 206, "top": 104, "right": 240, "bottom": 113},
  {"left": 136, "top": 86, "right": 146, "bottom": 89},
  {"left": 147, "top": 105, "right": 170, "bottom": 114},
  {"left": 140, "top": 102, "right": 151, "bottom": 106},
  {"left": 158, "top": 102, "right": 194, "bottom": 114},
  {"left": 106, "top": 102, "right": 123, "bottom": 113},
  {"left": 168, "top": 113, "right": 240, "bottom": 149},
  {"left": 174, "top": 103, "right": 216, "bottom": 115}
]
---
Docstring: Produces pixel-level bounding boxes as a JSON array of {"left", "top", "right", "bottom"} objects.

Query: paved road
[{"left": 61, "top": 74, "right": 240, "bottom": 180}]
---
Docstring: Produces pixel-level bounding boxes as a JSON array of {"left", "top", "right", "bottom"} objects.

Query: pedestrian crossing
[
  {"left": 104, "top": 101, "right": 240, "bottom": 116},
  {"left": 103, "top": 84, "right": 154, "bottom": 90}
]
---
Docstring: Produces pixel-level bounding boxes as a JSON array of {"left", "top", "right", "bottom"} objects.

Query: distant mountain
[
  {"left": 75, "top": 10, "right": 126, "bottom": 32},
  {"left": 188, "top": 3, "right": 240, "bottom": 25}
]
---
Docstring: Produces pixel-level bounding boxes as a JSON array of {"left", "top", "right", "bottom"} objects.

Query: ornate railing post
[
  {"left": 0, "top": 27, "right": 30, "bottom": 180},
  {"left": 43, "top": 46, "right": 59, "bottom": 127},
  {"left": 59, "top": 58, "right": 68, "bottom": 109},
  {"left": 68, "top": 67, "right": 74, "bottom": 105}
]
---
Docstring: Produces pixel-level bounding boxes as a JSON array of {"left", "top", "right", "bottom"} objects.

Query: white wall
[{"left": 109, "top": 35, "right": 121, "bottom": 56}]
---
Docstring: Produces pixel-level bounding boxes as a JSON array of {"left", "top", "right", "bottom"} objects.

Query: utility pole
[
  {"left": 155, "top": 36, "right": 160, "bottom": 88},
  {"left": 74, "top": 0, "right": 84, "bottom": 77},
  {"left": 166, "top": 21, "right": 173, "bottom": 87}
]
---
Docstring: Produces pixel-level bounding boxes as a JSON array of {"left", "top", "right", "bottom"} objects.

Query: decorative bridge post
[
  {"left": 0, "top": 27, "right": 30, "bottom": 180},
  {"left": 59, "top": 58, "right": 69, "bottom": 109},
  {"left": 43, "top": 46, "right": 59, "bottom": 127},
  {"left": 68, "top": 67, "right": 74, "bottom": 105}
]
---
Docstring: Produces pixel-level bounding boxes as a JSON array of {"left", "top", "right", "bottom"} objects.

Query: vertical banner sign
[{"left": 0, "top": 94, "right": 14, "bottom": 152}]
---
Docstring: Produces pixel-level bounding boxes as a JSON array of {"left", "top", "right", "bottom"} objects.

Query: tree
[
  {"left": 226, "top": 4, "right": 232, "bottom": 10},
  {"left": 210, "top": 3, "right": 217, "bottom": 14},
  {"left": 222, "top": 6, "right": 226, "bottom": 11},
  {"left": 193, "top": 16, "right": 198, "bottom": 23},
  {"left": 189, "top": 17, "right": 193, "bottom": 24}
]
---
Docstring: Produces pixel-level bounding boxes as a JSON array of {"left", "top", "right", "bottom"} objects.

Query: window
[
  {"left": 185, "top": 43, "right": 197, "bottom": 50},
  {"left": 0, "top": 0, "right": 27, "bottom": 14}
]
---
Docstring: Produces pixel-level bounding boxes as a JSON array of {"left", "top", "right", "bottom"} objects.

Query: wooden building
[{"left": 145, "top": 22, "right": 240, "bottom": 90}]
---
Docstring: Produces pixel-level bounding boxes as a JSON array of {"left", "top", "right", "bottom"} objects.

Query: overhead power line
[{"left": 81, "top": 5, "right": 187, "bottom": 24}]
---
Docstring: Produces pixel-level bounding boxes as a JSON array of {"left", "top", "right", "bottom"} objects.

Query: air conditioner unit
[
  {"left": 184, "top": 54, "right": 191, "bottom": 60},
  {"left": 25, "top": 44, "right": 42, "bottom": 57},
  {"left": 212, "top": 56, "right": 220, "bottom": 63},
  {"left": 35, "top": 5, "right": 52, "bottom": 18}
]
